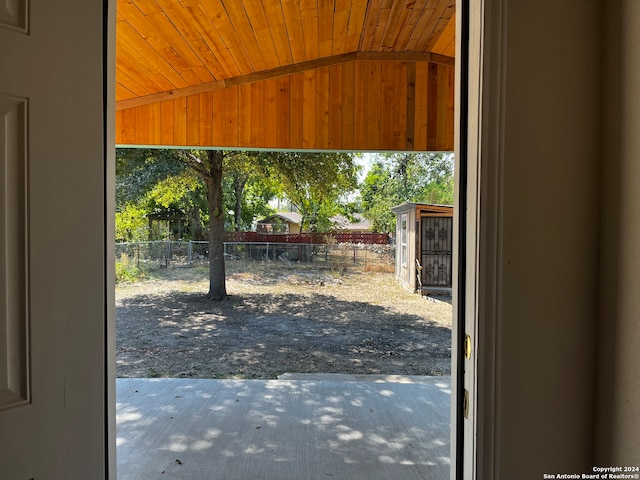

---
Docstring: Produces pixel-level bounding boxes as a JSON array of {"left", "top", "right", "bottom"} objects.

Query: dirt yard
[{"left": 116, "top": 263, "right": 452, "bottom": 379}]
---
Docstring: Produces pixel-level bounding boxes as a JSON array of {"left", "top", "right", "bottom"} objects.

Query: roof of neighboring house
[
  {"left": 332, "top": 214, "right": 371, "bottom": 231},
  {"left": 257, "top": 212, "right": 371, "bottom": 231},
  {"left": 257, "top": 212, "right": 302, "bottom": 225}
]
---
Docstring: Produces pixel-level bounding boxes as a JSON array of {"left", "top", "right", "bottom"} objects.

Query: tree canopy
[
  {"left": 257, "top": 151, "right": 360, "bottom": 232},
  {"left": 359, "top": 153, "right": 455, "bottom": 233}
]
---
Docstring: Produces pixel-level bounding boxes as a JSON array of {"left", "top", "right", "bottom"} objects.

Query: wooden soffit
[{"left": 116, "top": 0, "right": 456, "bottom": 151}]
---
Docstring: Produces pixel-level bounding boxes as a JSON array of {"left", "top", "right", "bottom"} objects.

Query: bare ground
[{"left": 116, "top": 263, "right": 452, "bottom": 379}]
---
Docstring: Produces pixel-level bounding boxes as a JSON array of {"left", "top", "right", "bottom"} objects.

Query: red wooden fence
[{"left": 224, "top": 232, "right": 390, "bottom": 245}]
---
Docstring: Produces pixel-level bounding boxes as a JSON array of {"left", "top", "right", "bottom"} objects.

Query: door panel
[
  {"left": 421, "top": 216, "right": 453, "bottom": 287},
  {"left": 0, "top": 1, "right": 107, "bottom": 478}
]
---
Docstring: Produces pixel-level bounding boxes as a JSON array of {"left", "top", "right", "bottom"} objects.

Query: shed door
[{"left": 420, "top": 216, "right": 453, "bottom": 287}]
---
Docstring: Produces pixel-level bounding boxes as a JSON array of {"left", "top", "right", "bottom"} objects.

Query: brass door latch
[{"left": 464, "top": 335, "right": 472, "bottom": 360}]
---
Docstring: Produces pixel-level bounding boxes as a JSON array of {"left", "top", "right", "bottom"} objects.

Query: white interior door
[{"left": 0, "top": 1, "right": 108, "bottom": 478}]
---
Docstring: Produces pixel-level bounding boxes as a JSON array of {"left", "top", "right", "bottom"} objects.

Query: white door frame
[
  {"left": 103, "top": 0, "right": 508, "bottom": 478},
  {"left": 452, "top": 0, "right": 505, "bottom": 478}
]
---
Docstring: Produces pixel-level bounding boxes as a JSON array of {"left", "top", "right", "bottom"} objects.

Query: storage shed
[{"left": 390, "top": 203, "right": 454, "bottom": 294}]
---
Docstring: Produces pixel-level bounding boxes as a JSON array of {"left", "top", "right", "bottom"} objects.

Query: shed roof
[{"left": 391, "top": 202, "right": 453, "bottom": 215}]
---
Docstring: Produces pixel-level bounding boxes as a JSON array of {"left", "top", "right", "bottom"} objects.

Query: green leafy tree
[
  {"left": 360, "top": 153, "right": 454, "bottom": 232},
  {"left": 257, "top": 152, "right": 359, "bottom": 232},
  {"left": 116, "top": 149, "right": 208, "bottom": 241},
  {"left": 223, "top": 152, "right": 278, "bottom": 231}
]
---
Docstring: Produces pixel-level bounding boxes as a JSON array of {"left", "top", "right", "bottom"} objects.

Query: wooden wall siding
[{"left": 116, "top": 60, "right": 454, "bottom": 152}]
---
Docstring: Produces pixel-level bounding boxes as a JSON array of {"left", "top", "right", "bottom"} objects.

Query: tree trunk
[
  {"left": 190, "top": 206, "right": 205, "bottom": 240},
  {"left": 206, "top": 150, "right": 228, "bottom": 300},
  {"left": 233, "top": 175, "right": 246, "bottom": 232}
]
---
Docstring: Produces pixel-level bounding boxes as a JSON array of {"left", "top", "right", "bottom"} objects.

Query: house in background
[
  {"left": 331, "top": 214, "right": 372, "bottom": 234},
  {"left": 256, "top": 212, "right": 303, "bottom": 234},
  {"left": 391, "top": 203, "right": 454, "bottom": 294},
  {"left": 256, "top": 212, "right": 372, "bottom": 235}
]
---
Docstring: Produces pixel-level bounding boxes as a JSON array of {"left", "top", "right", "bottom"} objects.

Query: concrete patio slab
[{"left": 116, "top": 376, "right": 451, "bottom": 480}]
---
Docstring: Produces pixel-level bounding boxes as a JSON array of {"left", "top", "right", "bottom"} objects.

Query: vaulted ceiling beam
[{"left": 116, "top": 51, "right": 454, "bottom": 111}]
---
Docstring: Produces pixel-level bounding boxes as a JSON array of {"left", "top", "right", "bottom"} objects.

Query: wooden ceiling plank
[
  {"left": 116, "top": 30, "right": 181, "bottom": 93},
  {"left": 299, "top": 0, "right": 317, "bottom": 15},
  {"left": 406, "top": 1, "right": 436, "bottom": 51},
  {"left": 301, "top": 14, "right": 320, "bottom": 60},
  {"left": 425, "top": 8, "right": 455, "bottom": 52},
  {"left": 191, "top": 65, "right": 216, "bottom": 84},
  {"left": 369, "top": 7, "right": 390, "bottom": 50},
  {"left": 345, "top": 0, "right": 367, "bottom": 52},
  {"left": 116, "top": 89, "right": 132, "bottom": 102},
  {"left": 282, "top": 0, "right": 307, "bottom": 63},
  {"left": 188, "top": 5, "right": 240, "bottom": 79},
  {"left": 130, "top": 0, "right": 163, "bottom": 15},
  {"left": 154, "top": 0, "right": 202, "bottom": 43},
  {"left": 133, "top": 10, "right": 207, "bottom": 75},
  {"left": 188, "top": 38, "right": 229, "bottom": 80},
  {"left": 318, "top": 0, "right": 335, "bottom": 57},
  {"left": 254, "top": 27, "right": 282, "bottom": 69},
  {"left": 221, "top": 0, "right": 268, "bottom": 71},
  {"left": 115, "top": 66, "right": 153, "bottom": 97},
  {"left": 359, "top": 0, "right": 383, "bottom": 50},
  {"left": 380, "top": 0, "right": 409, "bottom": 50},
  {"left": 442, "top": 36, "right": 454, "bottom": 57},
  {"left": 332, "top": 8, "right": 350, "bottom": 55},
  {"left": 270, "top": 23, "right": 294, "bottom": 65},
  {"left": 241, "top": 0, "right": 269, "bottom": 30},
  {"left": 415, "top": 0, "right": 454, "bottom": 52},
  {"left": 335, "top": 0, "right": 351, "bottom": 12},
  {"left": 394, "top": 0, "right": 429, "bottom": 50},
  {"left": 227, "top": 46, "right": 256, "bottom": 75},
  {"left": 200, "top": 0, "right": 255, "bottom": 74},
  {"left": 430, "top": 10, "right": 454, "bottom": 54},
  {"left": 262, "top": 0, "right": 285, "bottom": 26},
  {"left": 150, "top": 73, "right": 179, "bottom": 92},
  {"left": 186, "top": 4, "right": 242, "bottom": 78}
]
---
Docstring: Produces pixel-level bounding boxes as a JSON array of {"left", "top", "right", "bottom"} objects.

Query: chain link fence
[{"left": 115, "top": 240, "right": 395, "bottom": 274}]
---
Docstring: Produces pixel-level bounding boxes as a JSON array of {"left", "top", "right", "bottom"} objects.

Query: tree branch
[{"left": 177, "top": 150, "right": 211, "bottom": 179}]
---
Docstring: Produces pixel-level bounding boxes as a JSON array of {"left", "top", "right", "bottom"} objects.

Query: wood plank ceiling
[{"left": 116, "top": 0, "right": 456, "bottom": 151}]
